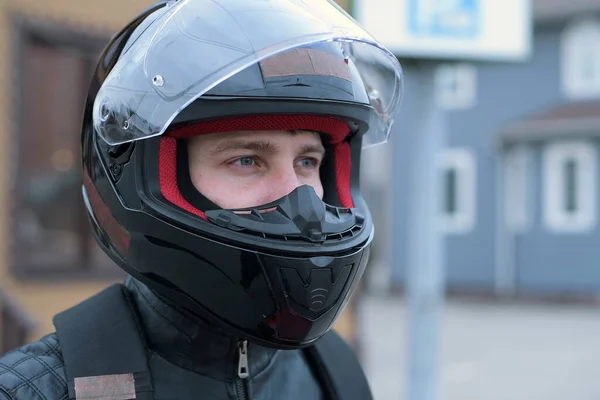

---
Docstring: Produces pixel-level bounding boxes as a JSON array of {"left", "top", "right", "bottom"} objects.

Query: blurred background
[{"left": 0, "top": 0, "right": 599, "bottom": 399}]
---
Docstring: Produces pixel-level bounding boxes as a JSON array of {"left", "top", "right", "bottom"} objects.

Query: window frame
[
  {"left": 560, "top": 17, "right": 600, "bottom": 99},
  {"left": 439, "top": 148, "right": 477, "bottom": 234},
  {"left": 543, "top": 140, "right": 597, "bottom": 233},
  {"left": 434, "top": 63, "right": 478, "bottom": 110}
]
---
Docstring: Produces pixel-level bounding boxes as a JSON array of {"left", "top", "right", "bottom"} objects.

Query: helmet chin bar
[{"left": 204, "top": 185, "right": 365, "bottom": 243}]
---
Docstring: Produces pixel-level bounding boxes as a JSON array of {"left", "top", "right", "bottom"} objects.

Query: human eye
[
  {"left": 230, "top": 156, "right": 257, "bottom": 167},
  {"left": 296, "top": 157, "right": 321, "bottom": 169}
]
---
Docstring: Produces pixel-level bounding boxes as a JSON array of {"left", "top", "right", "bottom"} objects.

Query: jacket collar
[{"left": 124, "top": 276, "right": 278, "bottom": 380}]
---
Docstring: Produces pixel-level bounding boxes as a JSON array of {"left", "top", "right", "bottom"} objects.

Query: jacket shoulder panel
[{"left": 0, "top": 333, "right": 68, "bottom": 400}]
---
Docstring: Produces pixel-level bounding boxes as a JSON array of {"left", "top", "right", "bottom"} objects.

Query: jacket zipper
[{"left": 236, "top": 340, "right": 250, "bottom": 400}]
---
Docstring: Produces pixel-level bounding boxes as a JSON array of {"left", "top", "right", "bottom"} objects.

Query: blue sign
[{"left": 408, "top": 0, "right": 481, "bottom": 39}]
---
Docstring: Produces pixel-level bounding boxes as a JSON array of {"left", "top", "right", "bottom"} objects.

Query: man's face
[{"left": 187, "top": 130, "right": 325, "bottom": 209}]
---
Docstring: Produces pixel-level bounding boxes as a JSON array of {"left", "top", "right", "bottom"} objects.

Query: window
[
  {"left": 564, "top": 159, "right": 578, "bottom": 212},
  {"left": 434, "top": 63, "right": 477, "bottom": 110},
  {"left": 561, "top": 17, "right": 600, "bottom": 99},
  {"left": 439, "top": 148, "right": 476, "bottom": 233},
  {"left": 11, "top": 19, "right": 123, "bottom": 279},
  {"left": 444, "top": 168, "right": 458, "bottom": 214},
  {"left": 543, "top": 141, "right": 597, "bottom": 233},
  {"left": 504, "top": 145, "right": 533, "bottom": 233}
]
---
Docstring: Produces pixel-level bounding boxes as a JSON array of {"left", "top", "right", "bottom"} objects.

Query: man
[{"left": 0, "top": 0, "right": 403, "bottom": 398}]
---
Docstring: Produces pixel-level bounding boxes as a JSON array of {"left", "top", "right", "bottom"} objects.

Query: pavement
[{"left": 359, "top": 294, "right": 600, "bottom": 400}]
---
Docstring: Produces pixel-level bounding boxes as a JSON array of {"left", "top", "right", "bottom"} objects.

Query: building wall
[
  {"left": 387, "top": 21, "right": 600, "bottom": 296},
  {"left": 386, "top": 26, "right": 572, "bottom": 290},
  {"left": 514, "top": 142, "right": 600, "bottom": 294},
  {"left": 0, "top": 0, "right": 157, "bottom": 348},
  {"left": 443, "top": 26, "right": 564, "bottom": 291}
]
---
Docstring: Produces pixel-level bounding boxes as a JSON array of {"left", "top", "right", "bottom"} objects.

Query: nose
[{"left": 265, "top": 165, "right": 303, "bottom": 203}]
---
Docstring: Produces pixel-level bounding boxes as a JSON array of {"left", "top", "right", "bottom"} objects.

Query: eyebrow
[{"left": 212, "top": 140, "right": 325, "bottom": 156}]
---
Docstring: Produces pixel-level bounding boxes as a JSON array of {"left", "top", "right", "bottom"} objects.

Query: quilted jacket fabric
[{"left": 0, "top": 277, "right": 323, "bottom": 400}]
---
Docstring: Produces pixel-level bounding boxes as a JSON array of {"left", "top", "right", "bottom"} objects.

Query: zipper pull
[{"left": 237, "top": 340, "right": 249, "bottom": 379}]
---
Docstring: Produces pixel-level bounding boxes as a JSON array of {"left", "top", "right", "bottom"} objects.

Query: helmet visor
[{"left": 93, "top": 0, "right": 403, "bottom": 148}]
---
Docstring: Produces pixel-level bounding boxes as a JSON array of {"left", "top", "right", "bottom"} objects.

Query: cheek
[
  {"left": 190, "top": 169, "right": 264, "bottom": 209},
  {"left": 300, "top": 174, "right": 324, "bottom": 200},
  {"left": 189, "top": 162, "right": 325, "bottom": 208},
  {"left": 315, "top": 182, "right": 324, "bottom": 199}
]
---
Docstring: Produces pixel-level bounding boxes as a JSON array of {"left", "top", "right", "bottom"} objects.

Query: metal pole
[{"left": 405, "top": 66, "right": 446, "bottom": 400}]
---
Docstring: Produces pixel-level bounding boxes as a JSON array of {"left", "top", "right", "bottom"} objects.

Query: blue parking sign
[{"left": 408, "top": 0, "right": 481, "bottom": 39}]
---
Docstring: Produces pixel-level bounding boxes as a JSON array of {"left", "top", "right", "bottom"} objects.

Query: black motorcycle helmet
[{"left": 81, "top": 0, "right": 403, "bottom": 349}]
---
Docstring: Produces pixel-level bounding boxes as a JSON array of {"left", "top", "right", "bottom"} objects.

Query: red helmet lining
[{"left": 158, "top": 115, "right": 354, "bottom": 220}]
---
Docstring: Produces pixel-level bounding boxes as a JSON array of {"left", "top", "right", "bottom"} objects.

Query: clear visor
[{"left": 93, "top": 0, "right": 403, "bottom": 148}]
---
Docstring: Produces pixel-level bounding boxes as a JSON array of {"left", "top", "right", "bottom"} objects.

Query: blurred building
[
  {"left": 0, "top": 0, "right": 157, "bottom": 355},
  {"left": 0, "top": 0, "right": 360, "bottom": 354},
  {"left": 382, "top": 0, "right": 600, "bottom": 299}
]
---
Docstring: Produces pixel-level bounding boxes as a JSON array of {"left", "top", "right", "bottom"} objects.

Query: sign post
[{"left": 353, "top": 1, "right": 532, "bottom": 399}]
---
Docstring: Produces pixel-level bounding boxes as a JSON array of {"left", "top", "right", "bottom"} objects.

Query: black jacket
[{"left": 0, "top": 277, "right": 324, "bottom": 399}]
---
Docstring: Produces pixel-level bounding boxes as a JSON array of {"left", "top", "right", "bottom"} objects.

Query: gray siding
[
  {"left": 445, "top": 27, "right": 564, "bottom": 290},
  {"left": 515, "top": 143, "right": 600, "bottom": 293},
  {"left": 386, "top": 24, "right": 600, "bottom": 295}
]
